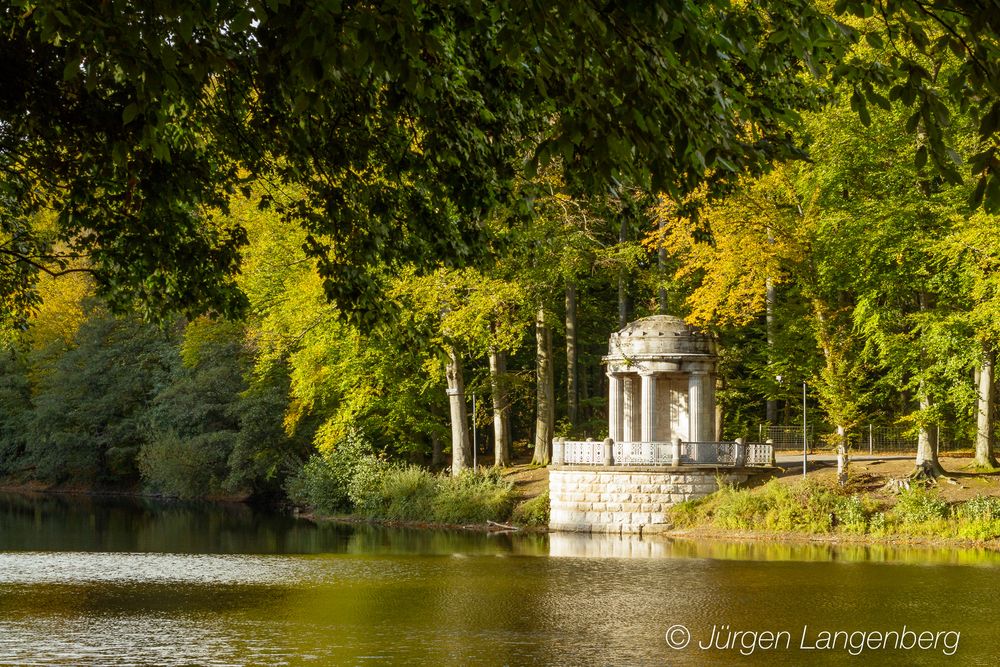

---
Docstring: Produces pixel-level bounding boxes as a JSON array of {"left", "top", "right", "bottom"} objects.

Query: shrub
[
  {"left": 511, "top": 491, "right": 550, "bottom": 526},
  {"left": 433, "top": 468, "right": 517, "bottom": 524},
  {"left": 138, "top": 430, "right": 234, "bottom": 498},
  {"left": 958, "top": 495, "right": 1000, "bottom": 521},
  {"left": 868, "top": 511, "right": 889, "bottom": 534},
  {"left": 834, "top": 495, "right": 873, "bottom": 533},
  {"left": 668, "top": 498, "right": 707, "bottom": 528},
  {"left": 892, "top": 487, "right": 949, "bottom": 525},
  {"left": 955, "top": 518, "right": 1000, "bottom": 541},
  {"left": 347, "top": 455, "right": 395, "bottom": 515},
  {"left": 345, "top": 463, "right": 517, "bottom": 524},
  {"left": 378, "top": 465, "right": 438, "bottom": 521},
  {"left": 287, "top": 432, "right": 376, "bottom": 514}
]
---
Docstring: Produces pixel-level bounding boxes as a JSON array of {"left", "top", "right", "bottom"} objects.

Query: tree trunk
[
  {"left": 914, "top": 388, "right": 945, "bottom": 477},
  {"left": 913, "top": 292, "right": 945, "bottom": 478},
  {"left": 489, "top": 345, "right": 511, "bottom": 467},
  {"left": 446, "top": 346, "right": 472, "bottom": 475},
  {"left": 975, "top": 341, "right": 997, "bottom": 468},
  {"left": 658, "top": 215, "right": 668, "bottom": 314},
  {"left": 565, "top": 282, "right": 578, "bottom": 430},
  {"left": 618, "top": 217, "right": 630, "bottom": 328},
  {"left": 765, "top": 275, "right": 778, "bottom": 425},
  {"left": 533, "top": 306, "right": 555, "bottom": 465},
  {"left": 835, "top": 424, "right": 849, "bottom": 486}
]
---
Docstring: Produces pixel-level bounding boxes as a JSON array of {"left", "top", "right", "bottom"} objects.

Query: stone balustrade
[{"left": 552, "top": 437, "right": 773, "bottom": 468}]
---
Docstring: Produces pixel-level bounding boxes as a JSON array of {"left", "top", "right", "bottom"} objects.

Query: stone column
[
  {"left": 706, "top": 373, "right": 717, "bottom": 442},
  {"left": 640, "top": 371, "right": 657, "bottom": 442},
  {"left": 622, "top": 376, "right": 635, "bottom": 442},
  {"left": 607, "top": 373, "right": 623, "bottom": 442},
  {"left": 688, "top": 370, "right": 707, "bottom": 442}
]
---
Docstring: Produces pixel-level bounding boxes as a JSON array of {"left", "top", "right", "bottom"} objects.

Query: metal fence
[
  {"left": 861, "top": 425, "right": 969, "bottom": 454},
  {"left": 757, "top": 425, "right": 815, "bottom": 451},
  {"left": 757, "top": 424, "right": 972, "bottom": 454}
]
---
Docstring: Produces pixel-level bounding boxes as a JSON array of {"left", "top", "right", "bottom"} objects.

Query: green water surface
[{"left": 0, "top": 492, "right": 993, "bottom": 666}]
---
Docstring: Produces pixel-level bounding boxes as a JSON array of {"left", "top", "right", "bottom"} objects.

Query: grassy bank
[
  {"left": 286, "top": 438, "right": 550, "bottom": 527},
  {"left": 670, "top": 476, "right": 1000, "bottom": 543}
]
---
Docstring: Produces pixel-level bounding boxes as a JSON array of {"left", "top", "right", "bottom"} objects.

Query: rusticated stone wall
[{"left": 549, "top": 466, "right": 763, "bottom": 535}]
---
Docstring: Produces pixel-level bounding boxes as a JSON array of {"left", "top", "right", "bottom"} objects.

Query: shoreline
[
  {"left": 654, "top": 526, "right": 1000, "bottom": 551},
  {"left": 0, "top": 481, "right": 252, "bottom": 504},
  {"left": 298, "top": 510, "right": 550, "bottom": 533},
  {"left": 7, "top": 481, "right": 1000, "bottom": 552}
]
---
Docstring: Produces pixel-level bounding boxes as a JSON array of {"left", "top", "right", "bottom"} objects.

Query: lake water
[{"left": 0, "top": 491, "right": 995, "bottom": 665}]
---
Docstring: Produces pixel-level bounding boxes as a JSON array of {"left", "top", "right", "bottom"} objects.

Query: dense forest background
[
  {"left": 2, "top": 85, "right": 997, "bottom": 500},
  {"left": 1, "top": 2, "right": 999, "bottom": 500}
]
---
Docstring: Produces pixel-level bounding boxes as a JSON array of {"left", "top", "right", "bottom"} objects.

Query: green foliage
[
  {"left": 285, "top": 433, "right": 375, "bottom": 515},
  {"left": 294, "top": 446, "right": 518, "bottom": 525},
  {"left": 670, "top": 479, "right": 1000, "bottom": 543},
  {"left": 367, "top": 466, "right": 439, "bottom": 523},
  {"left": 700, "top": 479, "right": 840, "bottom": 534},
  {"left": 958, "top": 495, "right": 1000, "bottom": 522},
  {"left": 891, "top": 487, "right": 950, "bottom": 525},
  {"left": 138, "top": 318, "right": 247, "bottom": 497},
  {"left": 7, "top": 0, "right": 995, "bottom": 325},
  {"left": 432, "top": 469, "right": 517, "bottom": 525},
  {"left": 22, "top": 312, "right": 177, "bottom": 484},
  {"left": 138, "top": 430, "right": 235, "bottom": 499},
  {"left": 0, "top": 350, "right": 30, "bottom": 475},
  {"left": 227, "top": 361, "right": 312, "bottom": 496},
  {"left": 512, "top": 491, "right": 550, "bottom": 527},
  {"left": 833, "top": 494, "right": 872, "bottom": 533}
]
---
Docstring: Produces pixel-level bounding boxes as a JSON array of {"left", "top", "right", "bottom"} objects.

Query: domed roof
[{"left": 607, "top": 315, "right": 715, "bottom": 359}]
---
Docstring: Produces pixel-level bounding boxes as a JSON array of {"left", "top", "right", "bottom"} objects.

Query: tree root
[{"left": 909, "top": 460, "right": 946, "bottom": 481}]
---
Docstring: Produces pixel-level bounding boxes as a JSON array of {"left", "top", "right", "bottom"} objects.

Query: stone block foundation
[{"left": 549, "top": 466, "right": 769, "bottom": 534}]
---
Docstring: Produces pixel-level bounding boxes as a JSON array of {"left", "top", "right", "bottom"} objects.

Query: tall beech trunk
[
  {"left": 914, "top": 387, "right": 944, "bottom": 477},
  {"left": 975, "top": 342, "right": 997, "bottom": 468},
  {"left": 658, "top": 215, "right": 668, "bottom": 314},
  {"left": 835, "top": 424, "right": 849, "bottom": 486},
  {"left": 445, "top": 346, "right": 472, "bottom": 474},
  {"left": 618, "top": 217, "right": 629, "bottom": 328},
  {"left": 914, "top": 292, "right": 945, "bottom": 478},
  {"left": 533, "top": 306, "right": 555, "bottom": 465},
  {"left": 565, "top": 282, "right": 578, "bottom": 429},
  {"left": 765, "top": 275, "right": 778, "bottom": 425},
  {"left": 489, "top": 345, "right": 511, "bottom": 467}
]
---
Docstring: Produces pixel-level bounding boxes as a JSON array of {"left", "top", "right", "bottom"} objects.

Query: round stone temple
[{"left": 604, "top": 315, "right": 718, "bottom": 446}]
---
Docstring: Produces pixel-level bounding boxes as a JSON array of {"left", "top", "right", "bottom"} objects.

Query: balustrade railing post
[
  {"left": 603, "top": 438, "right": 615, "bottom": 466},
  {"left": 553, "top": 437, "right": 565, "bottom": 466},
  {"left": 672, "top": 437, "right": 682, "bottom": 466},
  {"left": 734, "top": 437, "right": 747, "bottom": 467}
]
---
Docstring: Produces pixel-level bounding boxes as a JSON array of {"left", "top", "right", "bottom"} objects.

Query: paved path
[{"left": 774, "top": 453, "right": 911, "bottom": 466}]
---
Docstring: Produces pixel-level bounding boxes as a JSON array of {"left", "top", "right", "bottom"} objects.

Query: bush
[
  {"left": 834, "top": 495, "right": 873, "bottom": 533},
  {"left": 708, "top": 479, "right": 840, "bottom": 533},
  {"left": 892, "top": 487, "right": 949, "bottom": 525},
  {"left": 433, "top": 468, "right": 516, "bottom": 524},
  {"left": 287, "top": 432, "right": 375, "bottom": 514},
  {"left": 376, "top": 465, "right": 438, "bottom": 521},
  {"left": 346, "top": 454, "right": 395, "bottom": 515},
  {"left": 958, "top": 495, "right": 1000, "bottom": 521},
  {"left": 512, "top": 491, "right": 550, "bottom": 526},
  {"left": 138, "top": 430, "right": 234, "bottom": 498}
]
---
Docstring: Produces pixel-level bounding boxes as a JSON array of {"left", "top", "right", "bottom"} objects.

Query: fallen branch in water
[{"left": 487, "top": 520, "right": 520, "bottom": 531}]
